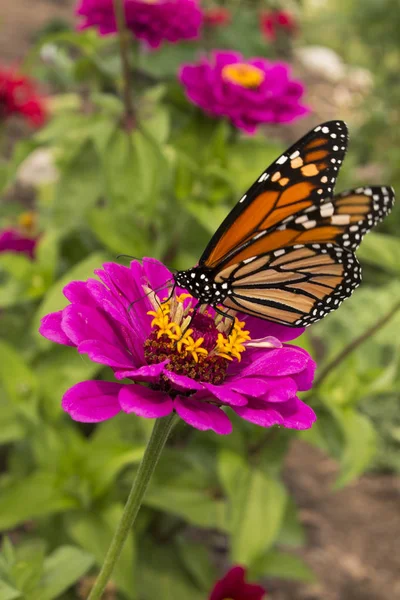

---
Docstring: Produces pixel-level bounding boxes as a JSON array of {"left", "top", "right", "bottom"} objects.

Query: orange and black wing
[
  {"left": 214, "top": 186, "right": 394, "bottom": 327},
  {"left": 218, "top": 244, "right": 361, "bottom": 327},
  {"left": 200, "top": 120, "right": 349, "bottom": 270}
]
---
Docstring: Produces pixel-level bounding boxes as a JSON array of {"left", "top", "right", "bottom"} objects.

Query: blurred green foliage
[{"left": 0, "top": 0, "right": 399, "bottom": 598}]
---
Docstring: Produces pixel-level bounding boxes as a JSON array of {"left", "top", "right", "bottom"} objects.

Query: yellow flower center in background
[
  {"left": 222, "top": 63, "right": 265, "bottom": 88},
  {"left": 17, "top": 211, "right": 36, "bottom": 234}
]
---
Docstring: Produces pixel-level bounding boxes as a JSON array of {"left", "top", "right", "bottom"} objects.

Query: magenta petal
[
  {"left": 266, "top": 377, "right": 298, "bottom": 402},
  {"left": 203, "top": 382, "right": 248, "bottom": 406},
  {"left": 244, "top": 316, "right": 305, "bottom": 342},
  {"left": 39, "top": 311, "right": 74, "bottom": 346},
  {"left": 228, "top": 377, "right": 271, "bottom": 398},
  {"left": 78, "top": 340, "right": 134, "bottom": 369},
  {"left": 62, "top": 380, "right": 122, "bottom": 422},
  {"left": 174, "top": 395, "right": 232, "bottom": 435},
  {"left": 279, "top": 396, "right": 317, "bottom": 429},
  {"left": 61, "top": 304, "right": 122, "bottom": 347},
  {"left": 163, "top": 370, "right": 203, "bottom": 392},
  {"left": 63, "top": 280, "right": 93, "bottom": 305},
  {"left": 233, "top": 402, "right": 284, "bottom": 428},
  {"left": 114, "top": 360, "right": 169, "bottom": 381},
  {"left": 142, "top": 257, "right": 174, "bottom": 300},
  {"left": 119, "top": 384, "right": 173, "bottom": 418},
  {"left": 239, "top": 347, "right": 308, "bottom": 377}
]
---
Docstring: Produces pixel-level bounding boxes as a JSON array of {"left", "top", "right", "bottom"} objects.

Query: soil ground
[{"left": 1, "top": 4, "right": 400, "bottom": 600}]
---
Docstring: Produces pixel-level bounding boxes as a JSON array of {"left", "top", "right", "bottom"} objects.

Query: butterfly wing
[
  {"left": 215, "top": 186, "right": 394, "bottom": 327},
  {"left": 220, "top": 244, "right": 360, "bottom": 327},
  {"left": 200, "top": 120, "right": 349, "bottom": 270}
]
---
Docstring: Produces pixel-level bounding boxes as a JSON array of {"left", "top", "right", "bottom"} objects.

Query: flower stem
[
  {"left": 87, "top": 413, "right": 178, "bottom": 600},
  {"left": 313, "top": 299, "right": 400, "bottom": 389},
  {"left": 113, "top": 0, "right": 135, "bottom": 131}
]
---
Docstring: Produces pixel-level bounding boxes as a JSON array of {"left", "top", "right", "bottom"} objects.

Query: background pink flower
[
  {"left": 179, "top": 50, "right": 309, "bottom": 133},
  {"left": 39, "top": 258, "right": 316, "bottom": 435},
  {"left": 209, "top": 566, "right": 267, "bottom": 600},
  {"left": 76, "top": 0, "right": 203, "bottom": 48},
  {"left": 0, "top": 66, "right": 46, "bottom": 127},
  {"left": 204, "top": 7, "right": 231, "bottom": 27},
  {"left": 260, "top": 10, "right": 298, "bottom": 41},
  {"left": 0, "top": 228, "right": 37, "bottom": 259}
]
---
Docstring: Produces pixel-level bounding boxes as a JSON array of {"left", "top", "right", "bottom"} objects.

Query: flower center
[
  {"left": 144, "top": 293, "right": 250, "bottom": 388},
  {"left": 222, "top": 63, "right": 265, "bottom": 88}
]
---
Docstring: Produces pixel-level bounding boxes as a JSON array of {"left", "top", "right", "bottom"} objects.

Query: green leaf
[
  {"left": 52, "top": 139, "right": 103, "bottom": 229},
  {"left": 32, "top": 251, "right": 109, "bottom": 344},
  {"left": 144, "top": 486, "right": 227, "bottom": 531},
  {"left": 0, "top": 341, "right": 38, "bottom": 419},
  {"left": 10, "top": 540, "right": 45, "bottom": 595},
  {"left": 276, "top": 497, "right": 306, "bottom": 548},
  {"left": 230, "top": 468, "right": 288, "bottom": 565},
  {"left": 40, "top": 546, "right": 94, "bottom": 600},
  {"left": 357, "top": 232, "right": 400, "bottom": 275},
  {"left": 249, "top": 550, "right": 315, "bottom": 583},
  {"left": 0, "top": 403, "right": 25, "bottom": 445},
  {"left": 0, "top": 253, "right": 40, "bottom": 308},
  {"left": 34, "top": 345, "right": 101, "bottom": 420},
  {"left": 0, "top": 473, "right": 77, "bottom": 531},
  {"left": 139, "top": 540, "right": 204, "bottom": 600},
  {"left": 334, "top": 408, "right": 377, "bottom": 488},
  {"left": 0, "top": 581, "right": 21, "bottom": 600},
  {"left": 65, "top": 503, "right": 135, "bottom": 598},
  {"left": 176, "top": 538, "right": 216, "bottom": 592}
]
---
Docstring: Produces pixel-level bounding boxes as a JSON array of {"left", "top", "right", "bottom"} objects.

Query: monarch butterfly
[{"left": 174, "top": 121, "right": 395, "bottom": 327}]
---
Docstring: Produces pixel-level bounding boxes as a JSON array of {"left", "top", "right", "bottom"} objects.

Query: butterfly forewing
[{"left": 200, "top": 120, "right": 349, "bottom": 269}]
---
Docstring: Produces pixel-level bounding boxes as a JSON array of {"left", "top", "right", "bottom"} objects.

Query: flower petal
[
  {"left": 239, "top": 347, "right": 308, "bottom": 378},
  {"left": 244, "top": 315, "right": 305, "bottom": 342},
  {"left": 62, "top": 380, "right": 122, "bottom": 422},
  {"left": 233, "top": 401, "right": 284, "bottom": 428},
  {"left": 61, "top": 303, "right": 122, "bottom": 347},
  {"left": 78, "top": 340, "right": 134, "bottom": 369},
  {"left": 63, "top": 280, "right": 93, "bottom": 305},
  {"left": 203, "top": 382, "right": 248, "bottom": 406},
  {"left": 278, "top": 396, "right": 317, "bottom": 429},
  {"left": 163, "top": 370, "right": 203, "bottom": 392},
  {"left": 174, "top": 395, "right": 232, "bottom": 435},
  {"left": 39, "top": 311, "right": 74, "bottom": 346},
  {"left": 228, "top": 377, "right": 271, "bottom": 398},
  {"left": 119, "top": 384, "right": 173, "bottom": 418},
  {"left": 114, "top": 360, "right": 169, "bottom": 382}
]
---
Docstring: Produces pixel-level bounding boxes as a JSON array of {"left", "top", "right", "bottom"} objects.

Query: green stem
[
  {"left": 113, "top": 0, "right": 135, "bottom": 131},
  {"left": 87, "top": 413, "right": 178, "bottom": 600}
]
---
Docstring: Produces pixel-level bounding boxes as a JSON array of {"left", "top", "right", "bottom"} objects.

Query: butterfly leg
[{"left": 213, "top": 305, "right": 236, "bottom": 336}]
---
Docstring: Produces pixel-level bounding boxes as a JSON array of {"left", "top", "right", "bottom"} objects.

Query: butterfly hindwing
[
  {"left": 200, "top": 120, "right": 349, "bottom": 269},
  {"left": 219, "top": 243, "right": 361, "bottom": 327}
]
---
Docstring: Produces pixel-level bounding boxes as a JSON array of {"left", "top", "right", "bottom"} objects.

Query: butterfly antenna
[{"left": 127, "top": 279, "right": 175, "bottom": 314}]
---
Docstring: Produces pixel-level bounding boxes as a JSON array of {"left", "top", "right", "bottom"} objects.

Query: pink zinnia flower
[
  {"left": 76, "top": 0, "right": 203, "bottom": 48},
  {"left": 0, "top": 228, "right": 37, "bottom": 259},
  {"left": 0, "top": 67, "right": 46, "bottom": 127},
  {"left": 209, "top": 566, "right": 267, "bottom": 600},
  {"left": 39, "top": 258, "right": 316, "bottom": 435},
  {"left": 260, "top": 10, "right": 297, "bottom": 41},
  {"left": 204, "top": 7, "right": 231, "bottom": 27},
  {"left": 179, "top": 51, "right": 309, "bottom": 134}
]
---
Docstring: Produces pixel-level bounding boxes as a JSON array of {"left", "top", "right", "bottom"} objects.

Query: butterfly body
[{"left": 174, "top": 121, "right": 394, "bottom": 328}]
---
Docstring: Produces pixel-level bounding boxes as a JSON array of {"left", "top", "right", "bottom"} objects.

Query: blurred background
[{"left": 0, "top": 1, "right": 399, "bottom": 599}]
